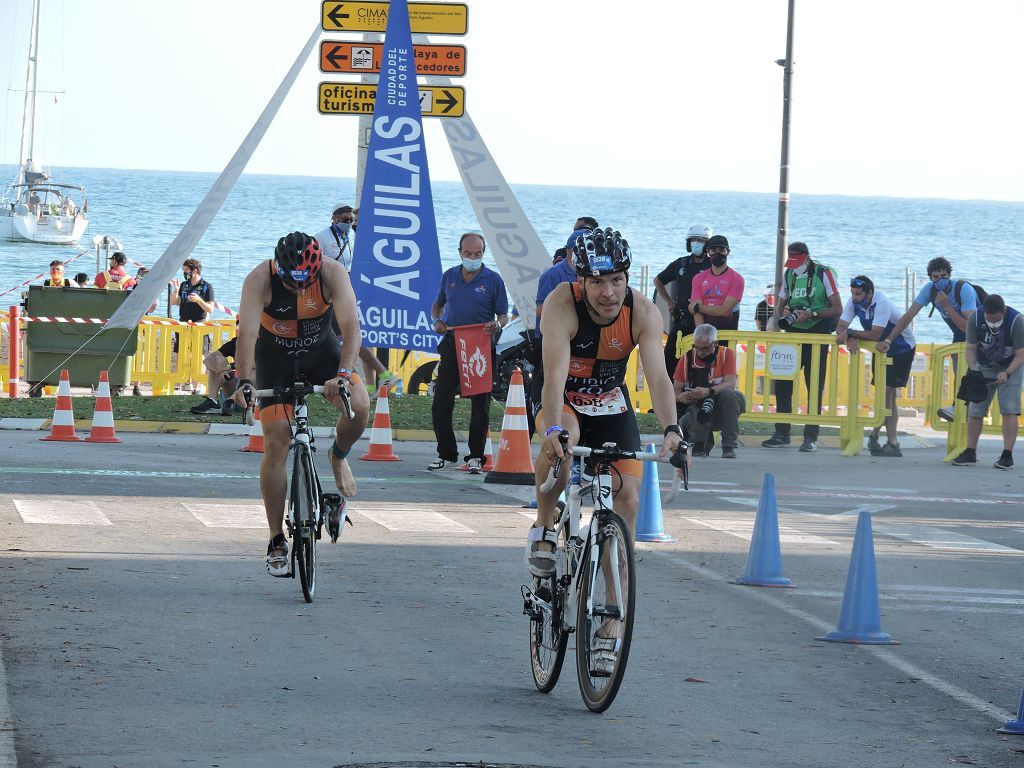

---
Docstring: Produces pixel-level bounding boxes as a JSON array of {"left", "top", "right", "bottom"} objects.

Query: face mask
[
  {"left": 183, "top": 271, "right": 192, "bottom": 280},
  {"left": 987, "top": 318, "right": 1004, "bottom": 332},
  {"left": 461, "top": 258, "right": 483, "bottom": 272},
  {"left": 854, "top": 298, "right": 870, "bottom": 311},
  {"left": 791, "top": 259, "right": 809, "bottom": 276},
  {"left": 932, "top": 277, "right": 951, "bottom": 293},
  {"left": 690, "top": 241, "right": 705, "bottom": 256},
  {"left": 335, "top": 221, "right": 352, "bottom": 236},
  {"left": 698, "top": 344, "right": 717, "bottom": 360},
  {"left": 711, "top": 254, "right": 728, "bottom": 268}
]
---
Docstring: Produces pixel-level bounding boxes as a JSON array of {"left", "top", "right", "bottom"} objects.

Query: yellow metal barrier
[
  {"left": 675, "top": 331, "right": 889, "bottom": 456},
  {"left": 131, "top": 319, "right": 236, "bottom": 395},
  {"left": 927, "top": 342, "right": 1024, "bottom": 462}
]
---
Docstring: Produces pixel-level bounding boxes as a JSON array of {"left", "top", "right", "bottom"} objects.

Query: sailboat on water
[{"left": 0, "top": 0, "right": 89, "bottom": 245}]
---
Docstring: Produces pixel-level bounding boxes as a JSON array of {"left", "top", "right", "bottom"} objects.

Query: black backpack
[{"left": 928, "top": 279, "right": 987, "bottom": 318}]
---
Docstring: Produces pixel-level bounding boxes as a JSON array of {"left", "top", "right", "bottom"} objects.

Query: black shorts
[
  {"left": 872, "top": 346, "right": 916, "bottom": 389},
  {"left": 557, "top": 386, "right": 642, "bottom": 478},
  {"left": 253, "top": 337, "right": 342, "bottom": 410}
]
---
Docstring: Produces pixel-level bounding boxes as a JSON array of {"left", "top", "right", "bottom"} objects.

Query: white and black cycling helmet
[
  {"left": 686, "top": 224, "right": 712, "bottom": 253},
  {"left": 573, "top": 227, "right": 632, "bottom": 278}
]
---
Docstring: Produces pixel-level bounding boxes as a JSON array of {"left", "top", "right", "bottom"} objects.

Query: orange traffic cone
[
  {"left": 41, "top": 369, "right": 82, "bottom": 442},
  {"left": 485, "top": 369, "right": 535, "bottom": 485},
  {"left": 240, "top": 406, "right": 264, "bottom": 453},
  {"left": 459, "top": 429, "right": 495, "bottom": 472},
  {"left": 84, "top": 370, "right": 122, "bottom": 443},
  {"left": 361, "top": 385, "right": 401, "bottom": 461}
]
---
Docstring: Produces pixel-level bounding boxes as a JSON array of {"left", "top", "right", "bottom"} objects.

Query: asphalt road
[{"left": 1, "top": 430, "right": 1023, "bottom": 768}]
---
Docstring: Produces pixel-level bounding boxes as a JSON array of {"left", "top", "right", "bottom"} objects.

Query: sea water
[{"left": 1, "top": 164, "right": 1021, "bottom": 344}]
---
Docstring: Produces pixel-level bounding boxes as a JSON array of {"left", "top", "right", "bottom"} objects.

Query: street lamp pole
[{"left": 774, "top": 0, "right": 796, "bottom": 299}]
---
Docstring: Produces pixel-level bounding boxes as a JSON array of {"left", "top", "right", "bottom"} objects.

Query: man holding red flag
[{"left": 428, "top": 233, "right": 509, "bottom": 474}]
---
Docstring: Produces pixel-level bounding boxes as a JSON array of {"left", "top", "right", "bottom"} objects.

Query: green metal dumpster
[{"left": 24, "top": 285, "right": 139, "bottom": 390}]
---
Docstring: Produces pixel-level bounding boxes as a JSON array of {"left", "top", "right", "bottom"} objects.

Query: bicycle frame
[
  {"left": 557, "top": 457, "right": 622, "bottom": 635},
  {"left": 287, "top": 393, "right": 323, "bottom": 542}
]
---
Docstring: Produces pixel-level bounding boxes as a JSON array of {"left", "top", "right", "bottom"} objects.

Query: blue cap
[{"left": 567, "top": 228, "right": 590, "bottom": 251}]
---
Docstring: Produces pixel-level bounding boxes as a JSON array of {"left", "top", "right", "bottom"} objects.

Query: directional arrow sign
[
  {"left": 318, "top": 82, "right": 465, "bottom": 118},
  {"left": 321, "top": 1, "right": 468, "bottom": 34},
  {"left": 319, "top": 41, "right": 467, "bottom": 76}
]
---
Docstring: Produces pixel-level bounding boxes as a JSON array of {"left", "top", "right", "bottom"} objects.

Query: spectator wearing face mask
[
  {"left": 876, "top": 256, "right": 985, "bottom": 422},
  {"left": 316, "top": 202, "right": 396, "bottom": 392},
  {"left": 673, "top": 324, "right": 746, "bottom": 458},
  {"left": 836, "top": 275, "right": 916, "bottom": 458},
  {"left": 762, "top": 242, "right": 842, "bottom": 452},
  {"left": 43, "top": 260, "right": 72, "bottom": 287},
  {"left": 689, "top": 234, "right": 743, "bottom": 334},
  {"left": 951, "top": 295, "right": 1024, "bottom": 470},
  {"left": 169, "top": 258, "right": 215, "bottom": 393},
  {"left": 654, "top": 224, "right": 713, "bottom": 379}
]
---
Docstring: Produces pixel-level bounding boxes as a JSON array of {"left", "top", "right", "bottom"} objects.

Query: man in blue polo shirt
[
  {"left": 428, "top": 233, "right": 509, "bottom": 473},
  {"left": 876, "top": 256, "right": 983, "bottom": 422},
  {"left": 837, "top": 275, "right": 917, "bottom": 457}
]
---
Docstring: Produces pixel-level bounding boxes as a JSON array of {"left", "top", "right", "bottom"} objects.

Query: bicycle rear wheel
[
  {"left": 576, "top": 510, "right": 635, "bottom": 712},
  {"left": 290, "top": 446, "right": 318, "bottom": 603},
  {"left": 529, "top": 504, "right": 569, "bottom": 692}
]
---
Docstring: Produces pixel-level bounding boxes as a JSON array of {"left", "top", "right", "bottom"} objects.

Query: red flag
[{"left": 453, "top": 323, "right": 493, "bottom": 396}]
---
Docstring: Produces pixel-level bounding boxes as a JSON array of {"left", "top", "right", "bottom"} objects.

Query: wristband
[
  {"left": 664, "top": 424, "right": 682, "bottom": 438},
  {"left": 544, "top": 425, "right": 564, "bottom": 437},
  {"left": 336, "top": 368, "right": 353, "bottom": 379}
]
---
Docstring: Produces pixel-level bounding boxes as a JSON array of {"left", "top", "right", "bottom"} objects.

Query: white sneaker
[
  {"left": 467, "top": 457, "right": 483, "bottom": 474},
  {"left": 427, "top": 457, "right": 456, "bottom": 471}
]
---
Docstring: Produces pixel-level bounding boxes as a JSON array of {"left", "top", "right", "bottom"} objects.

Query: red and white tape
[{"left": 20, "top": 316, "right": 228, "bottom": 327}]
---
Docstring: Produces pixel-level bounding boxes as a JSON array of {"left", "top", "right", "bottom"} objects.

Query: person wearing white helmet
[{"left": 654, "top": 224, "right": 713, "bottom": 380}]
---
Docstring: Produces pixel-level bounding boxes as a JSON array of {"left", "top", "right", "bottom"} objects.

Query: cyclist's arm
[
  {"left": 635, "top": 297, "right": 681, "bottom": 438},
  {"left": 538, "top": 283, "right": 576, "bottom": 432},
  {"left": 232, "top": 265, "right": 268, "bottom": 398},
  {"left": 320, "top": 258, "right": 360, "bottom": 373}
]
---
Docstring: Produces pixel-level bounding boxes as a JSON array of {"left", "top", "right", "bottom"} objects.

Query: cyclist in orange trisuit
[
  {"left": 232, "top": 232, "right": 370, "bottom": 576},
  {"left": 526, "top": 228, "right": 683, "bottom": 578}
]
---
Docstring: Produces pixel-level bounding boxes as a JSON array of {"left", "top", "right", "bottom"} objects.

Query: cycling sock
[{"left": 331, "top": 441, "right": 350, "bottom": 460}]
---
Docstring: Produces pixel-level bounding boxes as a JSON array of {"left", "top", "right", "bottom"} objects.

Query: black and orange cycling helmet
[{"left": 274, "top": 232, "right": 322, "bottom": 288}]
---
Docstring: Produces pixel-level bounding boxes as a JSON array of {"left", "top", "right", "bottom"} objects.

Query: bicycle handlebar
[
  {"left": 538, "top": 431, "right": 690, "bottom": 494},
  {"left": 241, "top": 381, "right": 355, "bottom": 426}
]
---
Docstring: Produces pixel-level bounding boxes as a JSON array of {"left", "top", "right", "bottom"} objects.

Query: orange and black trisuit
[
  {"left": 550, "top": 281, "right": 643, "bottom": 477},
  {"left": 254, "top": 260, "right": 359, "bottom": 421}
]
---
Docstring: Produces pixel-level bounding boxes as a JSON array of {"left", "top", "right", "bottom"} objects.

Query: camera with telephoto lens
[
  {"left": 777, "top": 309, "right": 801, "bottom": 331},
  {"left": 684, "top": 365, "right": 716, "bottom": 424}
]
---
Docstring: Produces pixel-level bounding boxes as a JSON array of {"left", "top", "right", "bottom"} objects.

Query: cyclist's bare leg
[
  {"left": 260, "top": 419, "right": 292, "bottom": 541},
  {"left": 596, "top": 469, "right": 640, "bottom": 640},
  {"left": 533, "top": 407, "right": 580, "bottom": 531},
  {"left": 326, "top": 382, "right": 370, "bottom": 497}
]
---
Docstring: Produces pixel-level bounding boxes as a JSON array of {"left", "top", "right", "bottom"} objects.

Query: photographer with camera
[
  {"left": 762, "top": 242, "right": 842, "bottom": 452},
  {"left": 673, "top": 324, "right": 745, "bottom": 458},
  {"left": 654, "top": 224, "right": 713, "bottom": 379}
]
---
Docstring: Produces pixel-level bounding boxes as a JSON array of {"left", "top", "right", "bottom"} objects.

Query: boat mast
[
  {"left": 17, "top": 0, "right": 41, "bottom": 180},
  {"left": 27, "top": 0, "right": 41, "bottom": 166}
]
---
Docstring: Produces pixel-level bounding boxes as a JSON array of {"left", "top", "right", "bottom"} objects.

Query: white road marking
[
  {"left": 356, "top": 506, "right": 474, "bottom": 534},
  {"left": 809, "top": 485, "right": 917, "bottom": 494},
  {"left": 687, "top": 517, "right": 840, "bottom": 547},
  {"left": 13, "top": 498, "right": 111, "bottom": 525},
  {"left": 718, "top": 495, "right": 802, "bottom": 514},
  {"left": 827, "top": 504, "right": 897, "bottom": 517},
  {"left": 645, "top": 548, "right": 1014, "bottom": 724},
  {"left": 797, "top": 588, "right": 1024, "bottom": 606},
  {"left": 183, "top": 503, "right": 267, "bottom": 528},
  {"left": 872, "top": 522, "right": 1022, "bottom": 554}
]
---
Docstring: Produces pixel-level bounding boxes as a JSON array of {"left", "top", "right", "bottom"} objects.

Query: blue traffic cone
[
  {"left": 817, "top": 510, "right": 899, "bottom": 644},
  {"left": 997, "top": 689, "right": 1024, "bottom": 735},
  {"left": 733, "top": 473, "right": 793, "bottom": 587},
  {"left": 636, "top": 443, "right": 673, "bottom": 542}
]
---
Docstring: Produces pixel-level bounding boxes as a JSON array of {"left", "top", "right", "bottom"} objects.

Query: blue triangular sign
[{"left": 351, "top": 0, "right": 443, "bottom": 354}]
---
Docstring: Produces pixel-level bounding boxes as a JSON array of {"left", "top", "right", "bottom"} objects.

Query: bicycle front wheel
[
  {"left": 290, "top": 445, "right": 318, "bottom": 603},
  {"left": 529, "top": 505, "right": 569, "bottom": 693},
  {"left": 576, "top": 510, "right": 635, "bottom": 713}
]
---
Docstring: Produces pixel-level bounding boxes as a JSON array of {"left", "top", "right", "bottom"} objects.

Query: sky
[{"left": 1, "top": 0, "right": 1022, "bottom": 202}]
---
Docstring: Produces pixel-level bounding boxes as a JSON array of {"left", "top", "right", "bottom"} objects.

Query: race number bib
[{"left": 566, "top": 388, "right": 628, "bottom": 416}]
